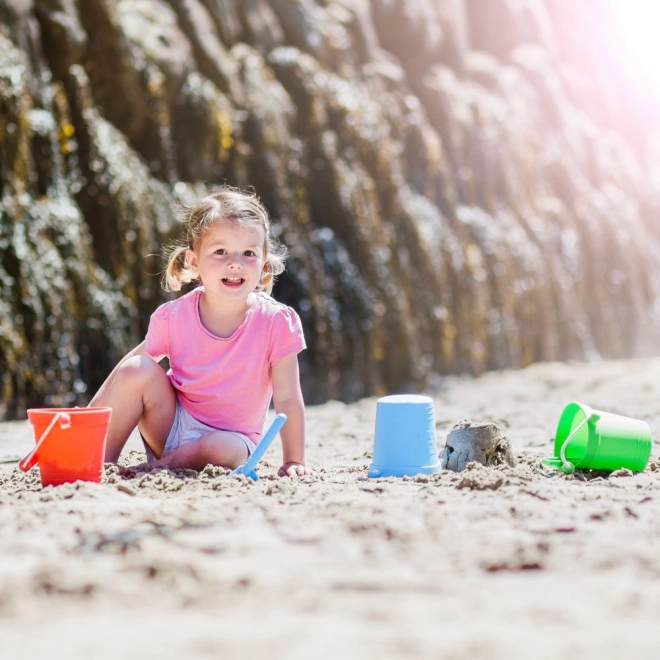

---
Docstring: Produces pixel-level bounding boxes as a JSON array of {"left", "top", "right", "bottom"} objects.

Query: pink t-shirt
[{"left": 144, "top": 288, "right": 306, "bottom": 445}]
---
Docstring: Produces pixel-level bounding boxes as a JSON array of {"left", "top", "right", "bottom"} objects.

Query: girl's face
[{"left": 186, "top": 219, "right": 266, "bottom": 301}]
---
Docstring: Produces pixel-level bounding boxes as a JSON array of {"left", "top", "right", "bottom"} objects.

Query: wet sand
[{"left": 1, "top": 358, "right": 660, "bottom": 659}]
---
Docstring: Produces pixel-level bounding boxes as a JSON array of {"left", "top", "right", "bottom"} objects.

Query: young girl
[{"left": 90, "top": 186, "right": 309, "bottom": 477}]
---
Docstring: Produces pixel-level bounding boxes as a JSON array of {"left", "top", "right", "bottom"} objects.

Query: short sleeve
[
  {"left": 269, "top": 306, "right": 306, "bottom": 367},
  {"left": 144, "top": 303, "right": 171, "bottom": 360}
]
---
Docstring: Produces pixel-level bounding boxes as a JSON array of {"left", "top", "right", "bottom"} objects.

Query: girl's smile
[{"left": 222, "top": 276, "right": 246, "bottom": 289}]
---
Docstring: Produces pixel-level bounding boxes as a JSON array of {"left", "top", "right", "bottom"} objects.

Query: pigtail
[
  {"left": 259, "top": 238, "right": 288, "bottom": 295},
  {"left": 259, "top": 263, "right": 274, "bottom": 295},
  {"left": 163, "top": 244, "right": 197, "bottom": 292}
]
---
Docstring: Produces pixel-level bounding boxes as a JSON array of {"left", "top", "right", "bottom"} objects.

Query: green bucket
[{"left": 542, "top": 402, "right": 652, "bottom": 474}]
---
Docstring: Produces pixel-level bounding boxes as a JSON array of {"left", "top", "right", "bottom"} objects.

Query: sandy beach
[{"left": 2, "top": 357, "right": 660, "bottom": 659}]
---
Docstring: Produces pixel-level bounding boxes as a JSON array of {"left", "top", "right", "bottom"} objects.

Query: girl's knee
[
  {"left": 117, "top": 355, "right": 165, "bottom": 388},
  {"left": 196, "top": 434, "right": 246, "bottom": 468}
]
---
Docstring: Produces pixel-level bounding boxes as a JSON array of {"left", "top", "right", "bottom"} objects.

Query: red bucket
[{"left": 20, "top": 407, "right": 112, "bottom": 487}]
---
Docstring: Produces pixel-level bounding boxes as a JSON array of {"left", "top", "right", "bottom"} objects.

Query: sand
[{"left": 1, "top": 357, "right": 660, "bottom": 659}]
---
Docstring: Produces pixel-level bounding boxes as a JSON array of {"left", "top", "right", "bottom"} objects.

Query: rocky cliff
[{"left": 1, "top": 0, "right": 659, "bottom": 417}]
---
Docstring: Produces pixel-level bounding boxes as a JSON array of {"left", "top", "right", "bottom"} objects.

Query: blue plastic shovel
[{"left": 233, "top": 413, "right": 287, "bottom": 481}]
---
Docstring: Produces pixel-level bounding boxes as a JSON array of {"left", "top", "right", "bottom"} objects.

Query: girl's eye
[
  {"left": 215, "top": 249, "right": 227, "bottom": 255},
  {"left": 244, "top": 250, "right": 256, "bottom": 257}
]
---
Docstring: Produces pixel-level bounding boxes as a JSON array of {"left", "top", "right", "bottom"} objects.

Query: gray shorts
[{"left": 144, "top": 401, "right": 253, "bottom": 464}]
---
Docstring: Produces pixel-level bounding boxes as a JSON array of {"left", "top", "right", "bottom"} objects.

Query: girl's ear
[{"left": 185, "top": 248, "right": 199, "bottom": 275}]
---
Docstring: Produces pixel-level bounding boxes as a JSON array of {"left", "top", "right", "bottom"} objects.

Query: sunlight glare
[{"left": 607, "top": 0, "right": 660, "bottom": 99}]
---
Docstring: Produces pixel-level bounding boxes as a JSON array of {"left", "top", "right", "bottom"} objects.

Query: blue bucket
[{"left": 368, "top": 394, "right": 441, "bottom": 478}]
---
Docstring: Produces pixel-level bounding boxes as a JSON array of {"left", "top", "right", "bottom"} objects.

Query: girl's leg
[
  {"left": 91, "top": 356, "right": 177, "bottom": 462},
  {"left": 151, "top": 431, "right": 249, "bottom": 471}
]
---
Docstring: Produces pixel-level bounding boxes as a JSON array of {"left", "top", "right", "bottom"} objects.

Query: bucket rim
[
  {"left": 27, "top": 406, "right": 112, "bottom": 413},
  {"left": 377, "top": 394, "right": 433, "bottom": 405},
  {"left": 28, "top": 406, "right": 112, "bottom": 416}
]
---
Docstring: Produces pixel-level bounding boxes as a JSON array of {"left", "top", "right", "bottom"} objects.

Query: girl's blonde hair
[{"left": 164, "top": 186, "right": 287, "bottom": 295}]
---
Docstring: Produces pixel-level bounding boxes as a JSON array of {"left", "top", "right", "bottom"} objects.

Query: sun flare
[{"left": 606, "top": 0, "right": 660, "bottom": 99}]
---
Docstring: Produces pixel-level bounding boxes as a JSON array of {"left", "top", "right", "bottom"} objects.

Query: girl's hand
[{"left": 278, "top": 461, "right": 312, "bottom": 477}]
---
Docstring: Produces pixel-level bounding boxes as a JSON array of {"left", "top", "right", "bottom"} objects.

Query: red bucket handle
[{"left": 19, "top": 412, "right": 72, "bottom": 472}]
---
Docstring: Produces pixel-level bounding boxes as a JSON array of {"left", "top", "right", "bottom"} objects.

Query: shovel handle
[
  {"left": 241, "top": 413, "right": 287, "bottom": 475},
  {"left": 18, "top": 412, "right": 71, "bottom": 472}
]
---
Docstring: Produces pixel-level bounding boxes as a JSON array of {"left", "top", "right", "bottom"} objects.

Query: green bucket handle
[
  {"left": 543, "top": 409, "right": 600, "bottom": 474},
  {"left": 559, "top": 411, "right": 600, "bottom": 473}
]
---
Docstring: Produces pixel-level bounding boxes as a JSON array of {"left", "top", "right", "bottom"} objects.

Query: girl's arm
[{"left": 271, "top": 352, "right": 309, "bottom": 477}]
